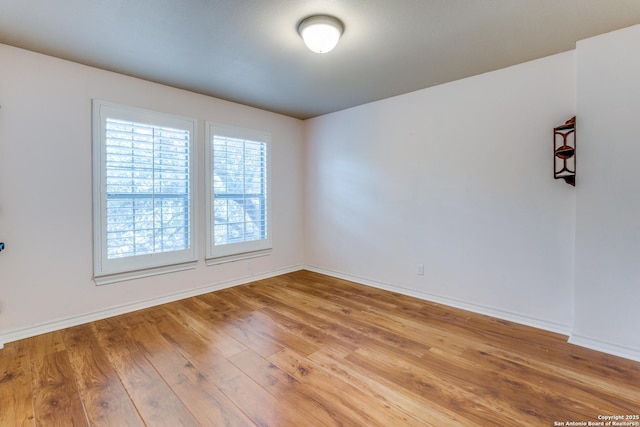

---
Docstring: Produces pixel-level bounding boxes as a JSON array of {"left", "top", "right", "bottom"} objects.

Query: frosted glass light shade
[{"left": 298, "top": 15, "right": 343, "bottom": 54}]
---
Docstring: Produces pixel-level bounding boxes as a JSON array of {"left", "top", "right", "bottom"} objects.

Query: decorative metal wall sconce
[{"left": 554, "top": 116, "right": 576, "bottom": 186}]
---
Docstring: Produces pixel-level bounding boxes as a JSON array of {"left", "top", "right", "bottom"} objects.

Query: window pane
[{"left": 212, "top": 135, "right": 267, "bottom": 247}]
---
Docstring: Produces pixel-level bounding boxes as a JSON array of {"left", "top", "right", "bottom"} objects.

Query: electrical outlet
[{"left": 416, "top": 264, "right": 424, "bottom": 275}]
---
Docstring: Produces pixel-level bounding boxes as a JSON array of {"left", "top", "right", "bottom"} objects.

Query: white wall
[
  {"left": 572, "top": 25, "right": 640, "bottom": 360},
  {"left": 0, "top": 44, "right": 305, "bottom": 344},
  {"left": 305, "top": 52, "right": 577, "bottom": 333}
]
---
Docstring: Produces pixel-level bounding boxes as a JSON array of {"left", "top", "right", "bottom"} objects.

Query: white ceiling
[{"left": 2, "top": 1, "right": 640, "bottom": 119}]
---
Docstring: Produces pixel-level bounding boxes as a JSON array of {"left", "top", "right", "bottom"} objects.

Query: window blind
[
  {"left": 212, "top": 135, "right": 268, "bottom": 247},
  {"left": 105, "top": 118, "right": 191, "bottom": 259}
]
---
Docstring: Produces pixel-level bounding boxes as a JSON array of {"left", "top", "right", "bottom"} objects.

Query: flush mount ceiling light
[{"left": 297, "top": 15, "right": 344, "bottom": 54}]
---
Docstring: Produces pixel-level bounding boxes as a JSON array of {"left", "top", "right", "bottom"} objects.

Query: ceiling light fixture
[{"left": 297, "top": 15, "right": 344, "bottom": 54}]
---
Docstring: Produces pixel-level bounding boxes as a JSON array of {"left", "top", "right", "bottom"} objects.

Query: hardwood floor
[{"left": 1, "top": 270, "right": 639, "bottom": 426}]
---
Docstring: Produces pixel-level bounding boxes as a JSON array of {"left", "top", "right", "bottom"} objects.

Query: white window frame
[
  {"left": 92, "top": 100, "right": 197, "bottom": 284},
  {"left": 205, "top": 123, "right": 272, "bottom": 265}
]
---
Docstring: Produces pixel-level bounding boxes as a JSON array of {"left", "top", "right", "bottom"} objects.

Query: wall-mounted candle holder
[{"left": 554, "top": 116, "right": 576, "bottom": 186}]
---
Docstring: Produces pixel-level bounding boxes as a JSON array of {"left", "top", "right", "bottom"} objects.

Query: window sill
[
  {"left": 206, "top": 248, "right": 272, "bottom": 266},
  {"left": 94, "top": 261, "right": 198, "bottom": 286}
]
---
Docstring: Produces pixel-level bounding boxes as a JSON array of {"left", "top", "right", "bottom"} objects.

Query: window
[
  {"left": 93, "top": 101, "right": 196, "bottom": 284},
  {"left": 206, "top": 123, "right": 271, "bottom": 263}
]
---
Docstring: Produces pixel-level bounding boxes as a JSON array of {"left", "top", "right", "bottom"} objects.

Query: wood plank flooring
[{"left": 1, "top": 270, "right": 639, "bottom": 426}]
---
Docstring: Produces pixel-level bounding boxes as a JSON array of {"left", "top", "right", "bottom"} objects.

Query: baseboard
[
  {"left": 304, "top": 265, "right": 573, "bottom": 336},
  {"left": 568, "top": 334, "right": 640, "bottom": 363},
  {"left": 0, "top": 264, "right": 304, "bottom": 349}
]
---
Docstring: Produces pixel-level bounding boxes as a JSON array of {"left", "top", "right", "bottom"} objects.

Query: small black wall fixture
[{"left": 554, "top": 116, "right": 576, "bottom": 186}]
